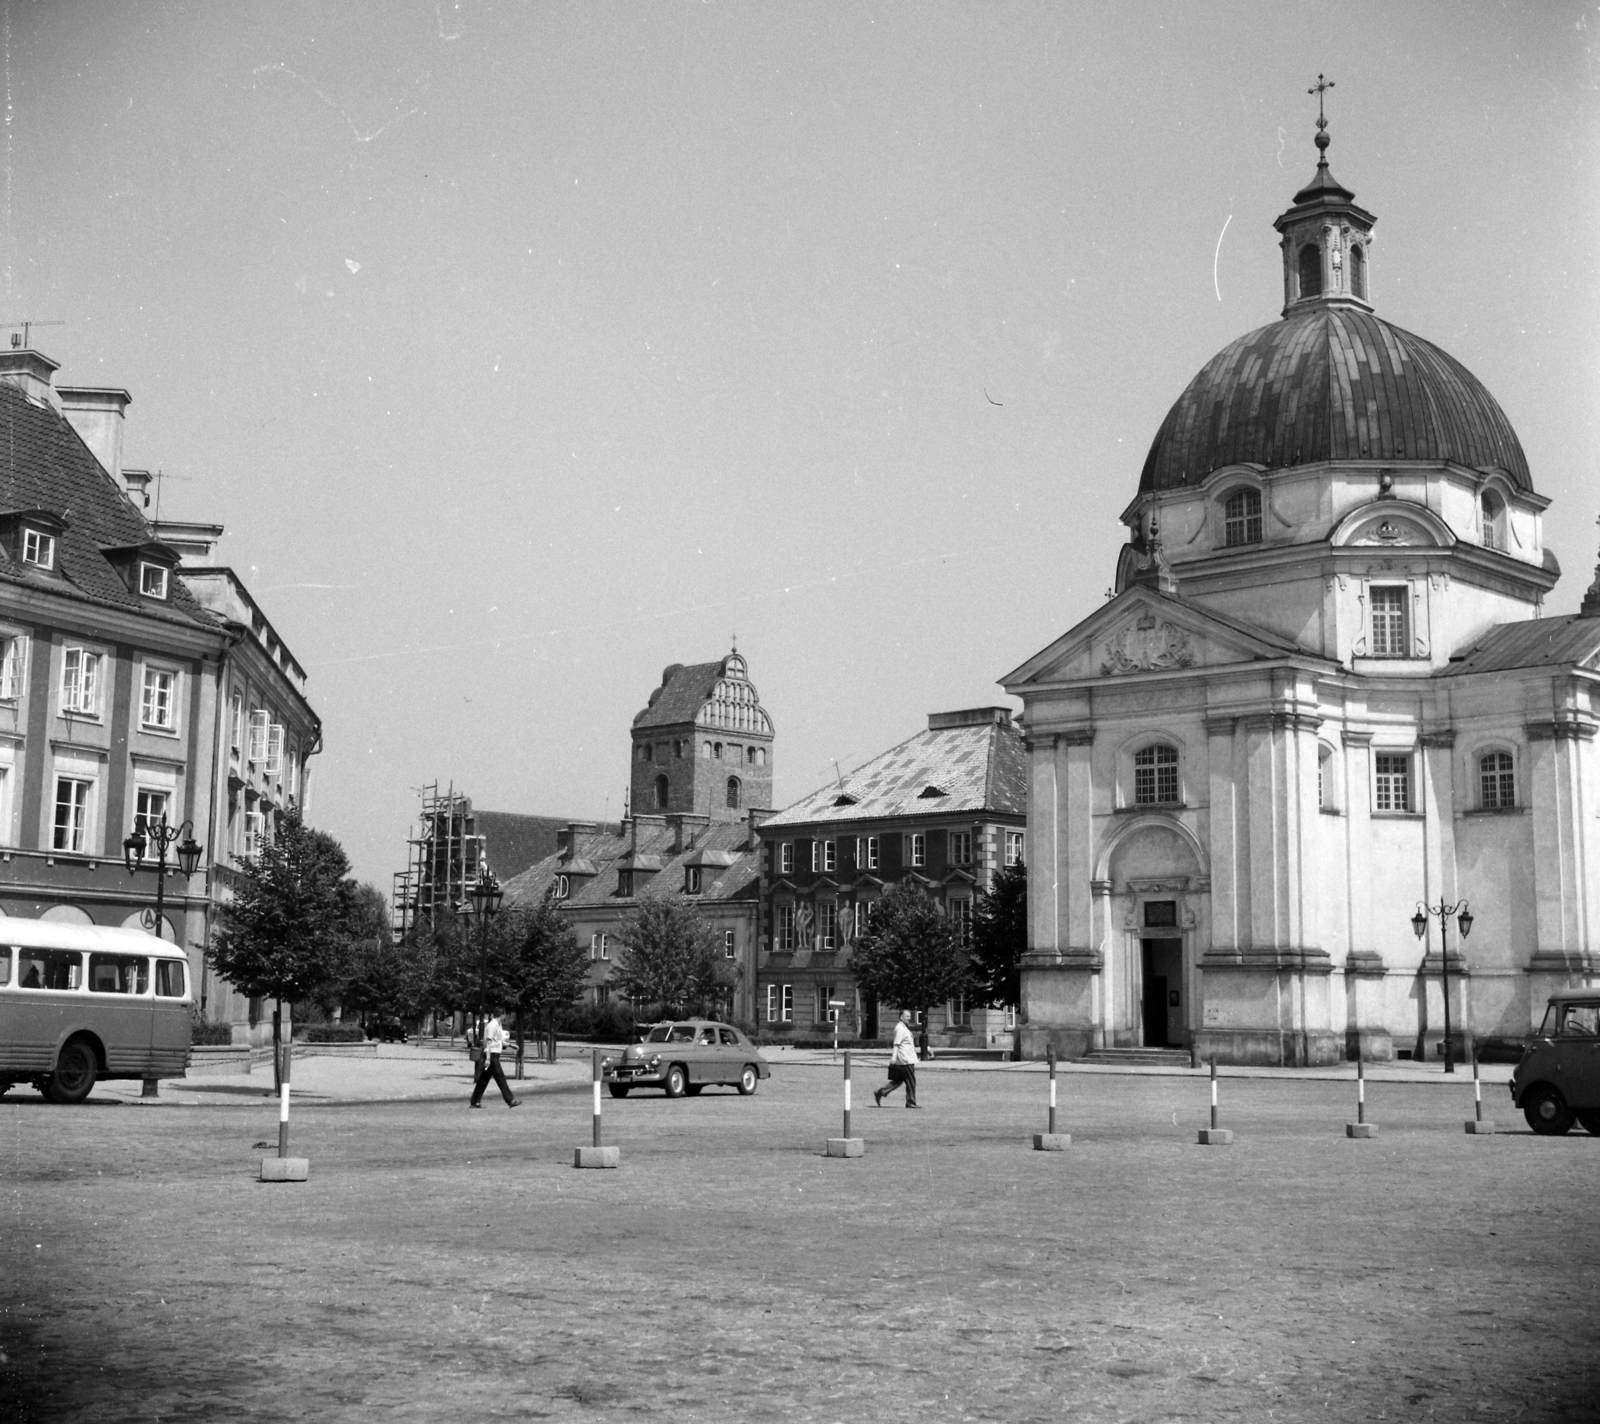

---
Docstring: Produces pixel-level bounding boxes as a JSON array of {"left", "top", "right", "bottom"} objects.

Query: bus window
[
  {"left": 17, "top": 950, "right": 83, "bottom": 991},
  {"left": 89, "top": 954, "right": 150, "bottom": 995},
  {"left": 154, "top": 960, "right": 187, "bottom": 998},
  {"left": 0, "top": 948, "right": 9, "bottom": 985}
]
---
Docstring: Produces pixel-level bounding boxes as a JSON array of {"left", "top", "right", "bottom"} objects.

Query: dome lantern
[{"left": 1273, "top": 76, "right": 1376, "bottom": 316}]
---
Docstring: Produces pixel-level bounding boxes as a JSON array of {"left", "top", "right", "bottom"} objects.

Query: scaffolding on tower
[{"left": 392, "top": 781, "right": 486, "bottom": 938}]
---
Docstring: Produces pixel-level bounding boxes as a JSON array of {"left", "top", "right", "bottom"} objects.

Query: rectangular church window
[
  {"left": 1374, "top": 753, "right": 1412, "bottom": 812},
  {"left": 1370, "top": 586, "right": 1409, "bottom": 658}
]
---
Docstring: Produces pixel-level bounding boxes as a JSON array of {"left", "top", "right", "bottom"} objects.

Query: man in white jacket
[
  {"left": 874, "top": 1009, "right": 920, "bottom": 1108},
  {"left": 469, "top": 1007, "right": 521, "bottom": 1109}
]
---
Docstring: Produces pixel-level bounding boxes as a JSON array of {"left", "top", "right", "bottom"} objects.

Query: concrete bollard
[
  {"left": 260, "top": 1037, "right": 309, "bottom": 1182},
  {"left": 1463, "top": 1051, "right": 1496, "bottom": 1135},
  {"left": 1197, "top": 1059, "right": 1233, "bottom": 1145},
  {"left": 1346, "top": 1052, "right": 1378, "bottom": 1138},
  {"left": 1033, "top": 1045, "right": 1070, "bottom": 1150},
  {"left": 827, "top": 1050, "right": 865, "bottom": 1157},
  {"left": 576, "top": 1048, "right": 620, "bottom": 1168}
]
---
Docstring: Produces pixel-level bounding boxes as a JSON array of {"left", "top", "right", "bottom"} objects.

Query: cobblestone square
[{"left": 3, "top": 1056, "right": 1596, "bottom": 1422}]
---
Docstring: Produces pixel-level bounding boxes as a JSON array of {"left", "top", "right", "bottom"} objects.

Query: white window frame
[
  {"left": 60, "top": 646, "right": 102, "bottom": 717},
  {"left": 779, "top": 841, "right": 794, "bottom": 875},
  {"left": 1369, "top": 585, "right": 1410, "bottom": 659},
  {"left": 685, "top": 865, "right": 703, "bottom": 894},
  {"left": 135, "top": 786, "right": 171, "bottom": 834},
  {"left": 822, "top": 839, "right": 837, "bottom": 873},
  {"left": 229, "top": 691, "right": 244, "bottom": 751},
  {"left": 53, "top": 774, "right": 94, "bottom": 853},
  {"left": 766, "top": 984, "right": 779, "bottom": 1023},
  {"left": 266, "top": 724, "right": 285, "bottom": 777},
  {"left": 140, "top": 665, "right": 178, "bottom": 731},
  {"left": 810, "top": 840, "right": 819, "bottom": 873},
  {"left": 724, "top": 929, "right": 736, "bottom": 959},
  {"left": 0, "top": 632, "right": 28, "bottom": 700},
  {"left": 949, "top": 831, "right": 972, "bottom": 866},
  {"left": 817, "top": 900, "right": 837, "bottom": 950},
  {"left": 905, "top": 832, "right": 925, "bottom": 868},
  {"left": 247, "top": 709, "right": 269, "bottom": 764},
  {"left": 589, "top": 933, "right": 600, "bottom": 961},
  {"left": 21, "top": 527, "right": 54, "bottom": 569},
  {"left": 1373, "top": 752, "right": 1413, "bottom": 813},
  {"left": 781, "top": 984, "right": 793, "bottom": 1023},
  {"left": 865, "top": 835, "right": 879, "bottom": 870},
  {"left": 554, "top": 874, "right": 570, "bottom": 899},
  {"left": 948, "top": 895, "right": 973, "bottom": 946},
  {"left": 776, "top": 901, "right": 796, "bottom": 952},
  {"left": 244, "top": 809, "right": 267, "bottom": 858},
  {"left": 1004, "top": 830, "right": 1024, "bottom": 867},
  {"left": 139, "top": 562, "right": 169, "bottom": 599},
  {"left": 600, "top": 934, "right": 609, "bottom": 961}
]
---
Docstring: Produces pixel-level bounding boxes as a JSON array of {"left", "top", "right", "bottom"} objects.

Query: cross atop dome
[{"left": 1273, "top": 76, "right": 1375, "bottom": 316}]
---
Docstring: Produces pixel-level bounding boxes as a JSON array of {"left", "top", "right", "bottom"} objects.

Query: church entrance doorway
[{"left": 1140, "top": 938, "right": 1186, "bottom": 1049}]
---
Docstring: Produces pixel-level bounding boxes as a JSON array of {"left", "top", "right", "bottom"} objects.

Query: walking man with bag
[
  {"left": 469, "top": 1005, "right": 521, "bottom": 1109},
  {"left": 874, "top": 1009, "right": 920, "bottom": 1108}
]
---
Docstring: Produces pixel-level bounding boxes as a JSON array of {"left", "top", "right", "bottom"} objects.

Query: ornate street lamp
[
  {"left": 123, "top": 814, "right": 203, "bottom": 942},
  {"left": 458, "top": 866, "right": 502, "bottom": 1046},
  {"left": 1412, "top": 898, "right": 1473, "bottom": 1072}
]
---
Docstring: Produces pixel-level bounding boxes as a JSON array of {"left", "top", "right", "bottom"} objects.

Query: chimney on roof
[
  {"left": 927, "top": 707, "right": 1014, "bottom": 731},
  {"left": 58, "top": 386, "right": 133, "bottom": 489},
  {"left": 0, "top": 348, "right": 61, "bottom": 410}
]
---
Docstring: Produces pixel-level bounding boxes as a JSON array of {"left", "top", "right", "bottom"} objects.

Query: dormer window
[
  {"left": 139, "top": 562, "right": 169, "bottom": 599},
  {"left": 1223, "top": 489, "right": 1262, "bottom": 546},
  {"left": 22, "top": 528, "right": 54, "bottom": 569},
  {"left": 554, "top": 874, "right": 570, "bottom": 900},
  {"left": 685, "top": 866, "right": 703, "bottom": 894}
]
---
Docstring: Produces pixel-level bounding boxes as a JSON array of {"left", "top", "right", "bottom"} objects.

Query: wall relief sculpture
[{"left": 1101, "top": 615, "right": 1196, "bottom": 675}]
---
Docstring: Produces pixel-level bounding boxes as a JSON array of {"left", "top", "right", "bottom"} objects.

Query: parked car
[
  {"left": 366, "top": 1017, "right": 408, "bottom": 1044},
  {"left": 1510, "top": 990, "right": 1600, "bottom": 1135},
  {"left": 601, "top": 1019, "right": 770, "bottom": 1098}
]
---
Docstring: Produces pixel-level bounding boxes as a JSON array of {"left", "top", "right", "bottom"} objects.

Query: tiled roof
[
  {"left": 0, "top": 380, "right": 214, "bottom": 629},
  {"left": 1440, "top": 616, "right": 1600, "bottom": 676},
  {"left": 476, "top": 812, "right": 590, "bottom": 883},
  {"left": 764, "top": 716, "right": 1026, "bottom": 829},
  {"left": 1138, "top": 307, "right": 1531, "bottom": 493},
  {"left": 633, "top": 661, "right": 726, "bottom": 729},
  {"left": 501, "top": 816, "right": 760, "bottom": 909}
]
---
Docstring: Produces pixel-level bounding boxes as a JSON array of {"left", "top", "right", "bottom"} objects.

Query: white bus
[{"left": 0, "top": 919, "right": 193, "bottom": 1103}]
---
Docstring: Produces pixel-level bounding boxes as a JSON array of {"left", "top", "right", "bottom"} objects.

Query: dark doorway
[
  {"left": 862, "top": 995, "right": 878, "bottom": 1041},
  {"left": 1141, "top": 938, "right": 1185, "bottom": 1048}
]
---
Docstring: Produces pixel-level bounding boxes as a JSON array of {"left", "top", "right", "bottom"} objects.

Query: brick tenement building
[{"left": 756, "top": 707, "right": 1026, "bottom": 1048}]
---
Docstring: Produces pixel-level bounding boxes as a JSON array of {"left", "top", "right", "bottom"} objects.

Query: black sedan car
[{"left": 601, "top": 1020, "right": 770, "bottom": 1098}]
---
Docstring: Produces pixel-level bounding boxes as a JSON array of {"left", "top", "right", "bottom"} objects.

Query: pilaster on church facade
[{"left": 999, "top": 112, "right": 1600, "bottom": 1066}]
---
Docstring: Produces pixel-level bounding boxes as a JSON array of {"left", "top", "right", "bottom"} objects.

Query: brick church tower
[{"left": 630, "top": 650, "right": 774, "bottom": 822}]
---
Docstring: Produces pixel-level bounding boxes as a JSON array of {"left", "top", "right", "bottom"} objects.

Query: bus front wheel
[{"left": 46, "top": 1039, "right": 99, "bottom": 1105}]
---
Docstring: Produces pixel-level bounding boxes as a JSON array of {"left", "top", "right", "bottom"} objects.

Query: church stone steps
[{"left": 1081, "top": 1047, "right": 1195, "bottom": 1068}]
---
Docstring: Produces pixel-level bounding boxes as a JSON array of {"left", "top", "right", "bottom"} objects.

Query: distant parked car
[
  {"left": 1510, "top": 991, "right": 1600, "bottom": 1135},
  {"left": 601, "top": 1020, "right": 770, "bottom": 1098},
  {"left": 366, "top": 1017, "right": 408, "bottom": 1044}
]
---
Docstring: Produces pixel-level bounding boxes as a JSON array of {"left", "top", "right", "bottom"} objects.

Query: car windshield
[
  {"left": 667, "top": 1025, "right": 697, "bottom": 1043},
  {"left": 645, "top": 1025, "right": 674, "bottom": 1044},
  {"left": 1558, "top": 1003, "right": 1600, "bottom": 1037}
]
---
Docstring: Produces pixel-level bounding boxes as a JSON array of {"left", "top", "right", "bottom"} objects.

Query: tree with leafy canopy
[
  {"left": 969, "top": 860, "right": 1027, "bottom": 1012},
  {"left": 505, "top": 896, "right": 588, "bottom": 1061},
  {"left": 850, "top": 878, "right": 971, "bottom": 1055},
  {"left": 612, "top": 900, "right": 738, "bottom": 1018},
  {"left": 207, "top": 806, "right": 358, "bottom": 1090}
]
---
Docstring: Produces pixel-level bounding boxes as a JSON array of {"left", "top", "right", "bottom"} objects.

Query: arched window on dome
[
  {"left": 1481, "top": 490, "right": 1507, "bottom": 551},
  {"left": 726, "top": 776, "right": 741, "bottom": 810},
  {"left": 1223, "top": 488, "right": 1263, "bottom": 547},
  {"left": 654, "top": 774, "right": 669, "bottom": 811},
  {"left": 1349, "top": 244, "right": 1367, "bottom": 300},
  {"left": 1298, "top": 243, "right": 1322, "bottom": 300}
]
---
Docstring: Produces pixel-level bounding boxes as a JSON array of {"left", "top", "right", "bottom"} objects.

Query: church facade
[{"left": 1002, "top": 120, "right": 1600, "bottom": 1065}]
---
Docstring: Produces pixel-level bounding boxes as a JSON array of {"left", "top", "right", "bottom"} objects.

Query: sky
[{"left": 4, "top": 1, "right": 1597, "bottom": 894}]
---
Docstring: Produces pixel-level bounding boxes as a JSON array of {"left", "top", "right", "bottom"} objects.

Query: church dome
[{"left": 1137, "top": 300, "right": 1531, "bottom": 496}]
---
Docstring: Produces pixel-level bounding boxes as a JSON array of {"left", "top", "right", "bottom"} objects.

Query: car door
[
  {"left": 716, "top": 1027, "right": 744, "bottom": 1084},
  {"left": 1561, "top": 1001, "right": 1600, "bottom": 1108},
  {"left": 685, "top": 1025, "right": 720, "bottom": 1084}
]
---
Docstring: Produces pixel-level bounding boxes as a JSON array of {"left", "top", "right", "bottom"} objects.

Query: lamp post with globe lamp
[
  {"left": 123, "top": 814, "right": 203, "bottom": 941},
  {"left": 1412, "top": 899, "right": 1473, "bottom": 1072}
]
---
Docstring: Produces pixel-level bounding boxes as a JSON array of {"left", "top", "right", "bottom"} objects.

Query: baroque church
[{"left": 1002, "top": 111, "right": 1600, "bottom": 1065}]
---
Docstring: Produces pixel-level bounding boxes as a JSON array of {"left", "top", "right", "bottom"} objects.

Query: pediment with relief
[{"left": 1100, "top": 614, "right": 1196, "bottom": 675}]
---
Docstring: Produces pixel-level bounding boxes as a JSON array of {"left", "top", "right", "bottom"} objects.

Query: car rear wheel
[
  {"left": 1576, "top": 1110, "right": 1600, "bottom": 1136},
  {"left": 737, "top": 1064, "right": 759, "bottom": 1096},
  {"left": 46, "top": 1039, "right": 98, "bottom": 1105},
  {"left": 664, "top": 1064, "right": 688, "bottom": 1098},
  {"left": 1524, "top": 1084, "right": 1575, "bottom": 1136},
  {"left": 608, "top": 1084, "right": 630, "bottom": 1099}
]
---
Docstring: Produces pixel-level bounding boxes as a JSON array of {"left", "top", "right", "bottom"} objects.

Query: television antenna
[{"left": 0, "top": 319, "right": 65, "bottom": 349}]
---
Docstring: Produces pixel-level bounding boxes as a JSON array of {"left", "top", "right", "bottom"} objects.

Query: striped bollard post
[
  {"left": 1198, "top": 1058, "right": 1233, "bottom": 1145},
  {"left": 1033, "top": 1044, "right": 1070, "bottom": 1150},
  {"left": 575, "top": 1048, "right": 620, "bottom": 1167},
  {"left": 1347, "top": 1050, "right": 1377, "bottom": 1137},
  {"left": 1464, "top": 1047, "right": 1496, "bottom": 1134},
  {"left": 260, "top": 1036, "right": 309, "bottom": 1181},
  {"left": 827, "top": 1049, "right": 864, "bottom": 1157}
]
